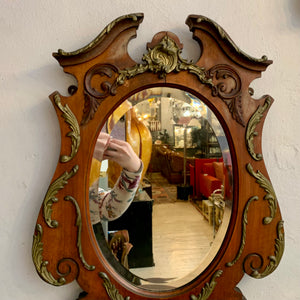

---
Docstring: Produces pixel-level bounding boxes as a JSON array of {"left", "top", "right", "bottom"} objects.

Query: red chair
[{"left": 195, "top": 158, "right": 223, "bottom": 199}]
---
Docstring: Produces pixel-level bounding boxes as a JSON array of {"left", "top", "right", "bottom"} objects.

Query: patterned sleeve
[{"left": 89, "top": 162, "right": 143, "bottom": 224}]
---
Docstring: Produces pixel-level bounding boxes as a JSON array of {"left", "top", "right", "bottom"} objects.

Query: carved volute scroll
[{"left": 32, "top": 13, "right": 284, "bottom": 300}]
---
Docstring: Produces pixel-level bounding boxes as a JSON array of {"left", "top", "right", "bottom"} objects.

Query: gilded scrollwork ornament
[
  {"left": 64, "top": 195, "right": 95, "bottom": 271},
  {"left": 226, "top": 196, "right": 258, "bottom": 267},
  {"left": 247, "top": 163, "right": 278, "bottom": 225},
  {"left": 55, "top": 14, "right": 142, "bottom": 57},
  {"left": 82, "top": 35, "right": 213, "bottom": 125},
  {"left": 32, "top": 224, "right": 67, "bottom": 286},
  {"left": 82, "top": 35, "right": 254, "bottom": 128},
  {"left": 43, "top": 165, "right": 79, "bottom": 228},
  {"left": 54, "top": 93, "right": 81, "bottom": 162},
  {"left": 99, "top": 272, "right": 130, "bottom": 300},
  {"left": 246, "top": 97, "right": 271, "bottom": 160},
  {"left": 190, "top": 270, "right": 223, "bottom": 300},
  {"left": 117, "top": 35, "right": 213, "bottom": 84},
  {"left": 243, "top": 220, "right": 284, "bottom": 278},
  {"left": 194, "top": 16, "right": 269, "bottom": 64}
]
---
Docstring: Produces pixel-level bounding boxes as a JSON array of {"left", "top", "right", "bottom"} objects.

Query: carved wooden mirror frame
[{"left": 32, "top": 13, "right": 284, "bottom": 300}]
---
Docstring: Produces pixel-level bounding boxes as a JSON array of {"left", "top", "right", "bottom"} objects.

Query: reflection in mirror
[{"left": 89, "top": 87, "right": 233, "bottom": 291}]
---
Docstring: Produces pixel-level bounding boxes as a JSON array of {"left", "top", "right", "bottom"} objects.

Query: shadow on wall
[{"left": 288, "top": 0, "right": 300, "bottom": 27}]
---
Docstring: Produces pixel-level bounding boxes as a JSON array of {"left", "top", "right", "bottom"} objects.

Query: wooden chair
[{"left": 108, "top": 230, "right": 133, "bottom": 269}]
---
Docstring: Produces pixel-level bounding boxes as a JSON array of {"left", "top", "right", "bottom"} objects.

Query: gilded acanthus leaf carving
[
  {"left": 82, "top": 36, "right": 249, "bottom": 127},
  {"left": 195, "top": 16, "right": 269, "bottom": 64},
  {"left": 32, "top": 224, "right": 66, "bottom": 286},
  {"left": 56, "top": 14, "right": 141, "bottom": 57},
  {"left": 64, "top": 195, "right": 95, "bottom": 271},
  {"left": 99, "top": 272, "right": 130, "bottom": 300},
  {"left": 190, "top": 270, "right": 223, "bottom": 300},
  {"left": 226, "top": 196, "right": 258, "bottom": 267},
  {"left": 116, "top": 35, "right": 213, "bottom": 84},
  {"left": 82, "top": 35, "right": 213, "bottom": 125},
  {"left": 243, "top": 220, "right": 284, "bottom": 278},
  {"left": 54, "top": 93, "right": 80, "bottom": 162},
  {"left": 43, "top": 165, "right": 79, "bottom": 228},
  {"left": 247, "top": 163, "right": 277, "bottom": 224},
  {"left": 246, "top": 97, "right": 271, "bottom": 160}
]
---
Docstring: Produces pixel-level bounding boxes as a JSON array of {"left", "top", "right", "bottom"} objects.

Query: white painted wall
[{"left": 1, "top": 1, "right": 299, "bottom": 299}]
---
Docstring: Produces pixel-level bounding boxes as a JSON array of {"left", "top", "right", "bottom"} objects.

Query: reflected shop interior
[{"left": 90, "top": 87, "right": 233, "bottom": 291}]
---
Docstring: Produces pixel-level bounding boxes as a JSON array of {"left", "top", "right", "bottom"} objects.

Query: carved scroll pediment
[
  {"left": 81, "top": 33, "right": 214, "bottom": 125},
  {"left": 81, "top": 32, "right": 248, "bottom": 126}
]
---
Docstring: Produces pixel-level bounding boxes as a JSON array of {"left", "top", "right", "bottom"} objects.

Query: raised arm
[{"left": 89, "top": 133, "right": 143, "bottom": 224}]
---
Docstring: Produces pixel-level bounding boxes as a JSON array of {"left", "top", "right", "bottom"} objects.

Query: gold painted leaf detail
[
  {"left": 244, "top": 220, "right": 284, "bottom": 278},
  {"left": 190, "top": 270, "right": 223, "bottom": 300},
  {"left": 246, "top": 97, "right": 271, "bottom": 161},
  {"left": 247, "top": 163, "right": 277, "bottom": 224},
  {"left": 43, "top": 165, "right": 79, "bottom": 228},
  {"left": 64, "top": 196, "right": 95, "bottom": 271},
  {"left": 226, "top": 196, "right": 258, "bottom": 267},
  {"left": 99, "top": 272, "right": 130, "bottom": 300},
  {"left": 57, "top": 14, "right": 141, "bottom": 57},
  {"left": 195, "top": 16, "right": 269, "bottom": 63},
  {"left": 116, "top": 35, "right": 213, "bottom": 86},
  {"left": 54, "top": 93, "right": 80, "bottom": 163},
  {"left": 32, "top": 224, "right": 66, "bottom": 286}
]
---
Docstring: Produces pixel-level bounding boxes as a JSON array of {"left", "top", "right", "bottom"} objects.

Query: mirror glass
[{"left": 89, "top": 87, "right": 233, "bottom": 291}]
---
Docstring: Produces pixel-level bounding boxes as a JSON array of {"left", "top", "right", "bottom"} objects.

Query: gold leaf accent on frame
[
  {"left": 190, "top": 270, "right": 223, "bottom": 300},
  {"left": 195, "top": 16, "right": 269, "bottom": 63},
  {"left": 116, "top": 35, "right": 213, "bottom": 86},
  {"left": 64, "top": 195, "right": 95, "bottom": 271},
  {"left": 246, "top": 97, "right": 271, "bottom": 160},
  {"left": 54, "top": 93, "right": 81, "bottom": 163},
  {"left": 99, "top": 272, "right": 130, "bottom": 300},
  {"left": 226, "top": 196, "right": 258, "bottom": 267},
  {"left": 81, "top": 35, "right": 213, "bottom": 126},
  {"left": 247, "top": 163, "right": 277, "bottom": 224},
  {"left": 56, "top": 14, "right": 141, "bottom": 57},
  {"left": 32, "top": 224, "right": 66, "bottom": 286},
  {"left": 43, "top": 165, "right": 79, "bottom": 228},
  {"left": 243, "top": 220, "right": 284, "bottom": 278}
]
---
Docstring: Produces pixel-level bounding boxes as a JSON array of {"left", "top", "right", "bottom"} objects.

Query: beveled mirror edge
[{"left": 32, "top": 13, "right": 284, "bottom": 300}]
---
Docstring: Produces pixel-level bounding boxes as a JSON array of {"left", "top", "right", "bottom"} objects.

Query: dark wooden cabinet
[{"left": 108, "top": 191, "right": 154, "bottom": 268}]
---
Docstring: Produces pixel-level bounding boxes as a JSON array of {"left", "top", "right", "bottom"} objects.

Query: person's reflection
[{"left": 89, "top": 132, "right": 143, "bottom": 224}]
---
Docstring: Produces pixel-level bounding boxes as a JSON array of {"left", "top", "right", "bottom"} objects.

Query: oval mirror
[
  {"left": 89, "top": 87, "right": 233, "bottom": 291},
  {"left": 33, "top": 14, "right": 284, "bottom": 299}
]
